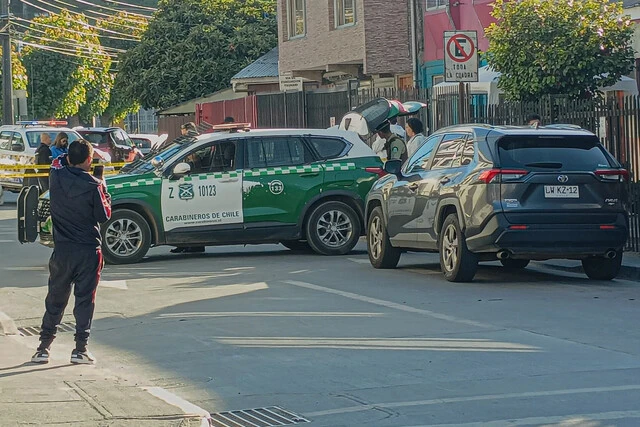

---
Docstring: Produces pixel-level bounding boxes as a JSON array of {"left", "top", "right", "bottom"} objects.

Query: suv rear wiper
[{"left": 525, "top": 162, "right": 563, "bottom": 169}]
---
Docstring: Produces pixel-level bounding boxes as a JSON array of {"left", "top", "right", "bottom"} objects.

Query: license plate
[{"left": 544, "top": 185, "right": 579, "bottom": 198}]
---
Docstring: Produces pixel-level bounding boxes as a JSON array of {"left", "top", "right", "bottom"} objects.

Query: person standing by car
[
  {"left": 50, "top": 132, "right": 69, "bottom": 159},
  {"left": 405, "top": 118, "right": 428, "bottom": 158},
  {"left": 377, "top": 122, "right": 407, "bottom": 162},
  {"left": 34, "top": 133, "right": 53, "bottom": 193},
  {"left": 31, "top": 139, "right": 111, "bottom": 365}
]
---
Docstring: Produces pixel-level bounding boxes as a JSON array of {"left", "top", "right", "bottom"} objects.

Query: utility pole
[{"left": 1, "top": 0, "right": 12, "bottom": 125}]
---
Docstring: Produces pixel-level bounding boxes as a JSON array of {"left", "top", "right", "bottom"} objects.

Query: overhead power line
[
  {"left": 14, "top": 16, "right": 140, "bottom": 42},
  {"left": 19, "top": 0, "right": 142, "bottom": 39},
  {"left": 13, "top": 31, "right": 121, "bottom": 59},
  {"left": 45, "top": 0, "right": 149, "bottom": 30},
  {"left": 14, "top": 39, "right": 119, "bottom": 63},
  {"left": 103, "top": 0, "right": 157, "bottom": 12},
  {"left": 73, "top": 0, "right": 152, "bottom": 19},
  {"left": 12, "top": 21, "right": 127, "bottom": 54}
]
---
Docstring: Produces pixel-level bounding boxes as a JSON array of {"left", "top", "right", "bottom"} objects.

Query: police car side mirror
[
  {"left": 151, "top": 156, "right": 164, "bottom": 169},
  {"left": 384, "top": 159, "right": 402, "bottom": 176},
  {"left": 171, "top": 162, "right": 191, "bottom": 180}
]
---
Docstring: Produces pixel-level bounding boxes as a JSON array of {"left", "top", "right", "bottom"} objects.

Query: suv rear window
[
  {"left": 309, "top": 137, "right": 347, "bottom": 160},
  {"left": 497, "top": 135, "right": 612, "bottom": 170}
]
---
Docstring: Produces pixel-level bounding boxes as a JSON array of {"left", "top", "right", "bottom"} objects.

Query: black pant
[{"left": 39, "top": 244, "right": 103, "bottom": 350}]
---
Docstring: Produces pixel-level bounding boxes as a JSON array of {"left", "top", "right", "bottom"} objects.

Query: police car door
[{"left": 160, "top": 139, "right": 243, "bottom": 242}]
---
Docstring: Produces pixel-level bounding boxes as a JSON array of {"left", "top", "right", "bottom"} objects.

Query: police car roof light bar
[{"left": 17, "top": 120, "right": 69, "bottom": 127}]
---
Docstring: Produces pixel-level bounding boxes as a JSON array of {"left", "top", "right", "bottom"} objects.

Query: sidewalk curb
[
  {"left": 0, "top": 311, "right": 19, "bottom": 336},
  {"left": 535, "top": 261, "right": 640, "bottom": 282}
]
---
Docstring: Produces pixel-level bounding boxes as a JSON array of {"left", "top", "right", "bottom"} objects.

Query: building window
[
  {"left": 335, "top": 0, "right": 355, "bottom": 27},
  {"left": 426, "top": 0, "right": 447, "bottom": 10},
  {"left": 288, "top": 0, "right": 306, "bottom": 38},
  {"left": 432, "top": 75, "right": 444, "bottom": 86}
]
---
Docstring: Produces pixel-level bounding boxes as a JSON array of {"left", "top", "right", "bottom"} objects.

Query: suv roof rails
[{"left": 542, "top": 124, "right": 586, "bottom": 130}]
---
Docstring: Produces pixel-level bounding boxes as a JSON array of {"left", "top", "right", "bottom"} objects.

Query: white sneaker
[
  {"left": 31, "top": 348, "right": 50, "bottom": 364},
  {"left": 70, "top": 349, "right": 96, "bottom": 365}
]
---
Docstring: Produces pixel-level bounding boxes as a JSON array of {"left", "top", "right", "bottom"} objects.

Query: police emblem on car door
[{"left": 161, "top": 141, "right": 243, "bottom": 231}]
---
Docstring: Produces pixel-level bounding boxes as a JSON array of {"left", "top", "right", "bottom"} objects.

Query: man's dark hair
[
  {"left": 526, "top": 113, "right": 542, "bottom": 123},
  {"left": 389, "top": 117, "right": 398, "bottom": 125},
  {"left": 181, "top": 122, "right": 197, "bottom": 132},
  {"left": 406, "top": 118, "right": 424, "bottom": 135},
  {"left": 224, "top": 116, "right": 235, "bottom": 123},
  {"left": 68, "top": 139, "right": 93, "bottom": 166}
]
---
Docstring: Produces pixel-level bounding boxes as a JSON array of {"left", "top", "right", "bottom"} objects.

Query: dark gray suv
[{"left": 365, "top": 124, "right": 629, "bottom": 282}]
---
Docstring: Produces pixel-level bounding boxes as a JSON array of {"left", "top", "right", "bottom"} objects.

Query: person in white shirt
[
  {"left": 389, "top": 117, "right": 406, "bottom": 141},
  {"left": 405, "top": 118, "right": 428, "bottom": 158}
]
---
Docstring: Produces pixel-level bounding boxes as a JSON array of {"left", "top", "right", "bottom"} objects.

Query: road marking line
[
  {"left": 284, "top": 280, "right": 492, "bottom": 329},
  {"left": 305, "top": 385, "right": 640, "bottom": 417},
  {"left": 99, "top": 280, "right": 128, "bottom": 290},
  {"left": 0, "top": 310, "right": 19, "bottom": 335},
  {"left": 0, "top": 239, "right": 14, "bottom": 243},
  {"left": 421, "top": 409, "right": 640, "bottom": 427},
  {"left": 143, "top": 386, "right": 211, "bottom": 427}
]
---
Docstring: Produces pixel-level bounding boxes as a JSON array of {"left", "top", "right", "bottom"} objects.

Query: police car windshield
[
  {"left": 26, "top": 130, "right": 81, "bottom": 148},
  {"left": 124, "top": 143, "right": 183, "bottom": 174}
]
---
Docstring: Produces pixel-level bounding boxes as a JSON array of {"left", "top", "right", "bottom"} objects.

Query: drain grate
[
  {"left": 209, "top": 406, "right": 309, "bottom": 427},
  {"left": 18, "top": 322, "right": 76, "bottom": 337}
]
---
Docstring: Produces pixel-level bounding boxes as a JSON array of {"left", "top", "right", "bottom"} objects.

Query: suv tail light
[
  {"left": 365, "top": 167, "right": 387, "bottom": 178},
  {"left": 595, "top": 169, "right": 629, "bottom": 182},
  {"left": 478, "top": 169, "right": 529, "bottom": 184}
]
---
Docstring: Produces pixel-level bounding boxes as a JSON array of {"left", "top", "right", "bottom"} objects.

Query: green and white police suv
[{"left": 37, "top": 129, "right": 384, "bottom": 264}]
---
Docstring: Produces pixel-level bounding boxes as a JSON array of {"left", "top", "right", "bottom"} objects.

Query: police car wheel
[
  {"left": 306, "top": 201, "right": 361, "bottom": 256},
  {"left": 101, "top": 209, "right": 151, "bottom": 265}
]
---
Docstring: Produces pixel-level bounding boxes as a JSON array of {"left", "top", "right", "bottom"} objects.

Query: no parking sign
[{"left": 444, "top": 31, "right": 478, "bottom": 82}]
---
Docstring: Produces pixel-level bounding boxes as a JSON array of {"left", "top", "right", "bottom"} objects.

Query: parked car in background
[
  {"left": 366, "top": 124, "right": 629, "bottom": 282},
  {"left": 0, "top": 121, "right": 111, "bottom": 193},
  {"left": 77, "top": 127, "right": 143, "bottom": 163},
  {"left": 129, "top": 133, "right": 168, "bottom": 155}
]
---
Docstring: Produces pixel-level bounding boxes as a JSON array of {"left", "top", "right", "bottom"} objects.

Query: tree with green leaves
[
  {"left": 21, "top": 10, "right": 113, "bottom": 121},
  {"left": 484, "top": 0, "right": 635, "bottom": 101},
  {"left": 118, "top": 0, "right": 277, "bottom": 109},
  {"left": 0, "top": 46, "right": 28, "bottom": 118},
  {"left": 98, "top": 12, "right": 148, "bottom": 124}
]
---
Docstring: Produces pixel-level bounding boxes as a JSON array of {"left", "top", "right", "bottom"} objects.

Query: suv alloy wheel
[
  {"left": 306, "top": 201, "right": 361, "bottom": 255},
  {"left": 367, "top": 206, "right": 401, "bottom": 269},
  {"left": 439, "top": 214, "right": 478, "bottom": 282}
]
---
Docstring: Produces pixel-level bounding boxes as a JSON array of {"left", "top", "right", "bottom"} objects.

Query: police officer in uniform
[
  {"left": 31, "top": 139, "right": 112, "bottom": 365},
  {"left": 377, "top": 121, "right": 408, "bottom": 163}
]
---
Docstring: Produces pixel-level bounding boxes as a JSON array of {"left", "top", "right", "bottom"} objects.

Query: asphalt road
[{"left": 2, "top": 193, "right": 640, "bottom": 426}]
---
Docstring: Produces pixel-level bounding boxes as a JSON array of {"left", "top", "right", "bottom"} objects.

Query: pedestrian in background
[
  {"left": 50, "top": 132, "right": 69, "bottom": 159},
  {"left": 405, "top": 118, "right": 428, "bottom": 158},
  {"left": 224, "top": 116, "right": 235, "bottom": 123},
  {"left": 34, "top": 133, "right": 53, "bottom": 193},
  {"left": 181, "top": 122, "right": 199, "bottom": 138},
  {"left": 31, "top": 139, "right": 111, "bottom": 365},
  {"left": 527, "top": 114, "right": 542, "bottom": 127}
]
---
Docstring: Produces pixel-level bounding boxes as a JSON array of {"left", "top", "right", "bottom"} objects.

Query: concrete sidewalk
[
  {"left": 0, "top": 333, "right": 206, "bottom": 427},
  {"left": 537, "top": 251, "right": 640, "bottom": 282}
]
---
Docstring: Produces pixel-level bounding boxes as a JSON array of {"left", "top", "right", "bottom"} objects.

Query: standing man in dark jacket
[
  {"left": 34, "top": 133, "right": 53, "bottom": 193},
  {"left": 31, "top": 139, "right": 112, "bottom": 365}
]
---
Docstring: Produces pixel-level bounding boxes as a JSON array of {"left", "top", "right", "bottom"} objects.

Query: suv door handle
[
  {"left": 408, "top": 182, "right": 419, "bottom": 191},
  {"left": 220, "top": 178, "right": 239, "bottom": 183},
  {"left": 300, "top": 172, "right": 319, "bottom": 177},
  {"left": 440, "top": 177, "right": 451, "bottom": 184}
]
